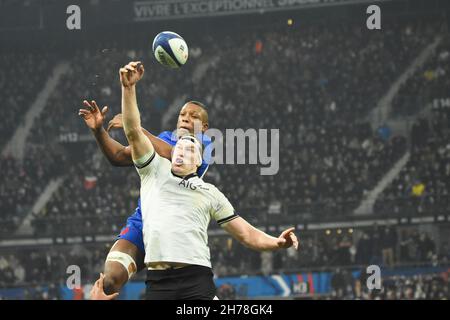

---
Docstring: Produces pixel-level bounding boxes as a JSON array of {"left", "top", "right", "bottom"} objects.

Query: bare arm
[
  {"left": 79, "top": 100, "right": 132, "bottom": 166},
  {"left": 108, "top": 114, "right": 173, "bottom": 160},
  {"left": 120, "top": 62, "right": 154, "bottom": 161},
  {"left": 80, "top": 100, "right": 173, "bottom": 166},
  {"left": 141, "top": 128, "right": 173, "bottom": 160},
  {"left": 93, "top": 127, "right": 133, "bottom": 166},
  {"left": 222, "top": 217, "right": 299, "bottom": 252}
]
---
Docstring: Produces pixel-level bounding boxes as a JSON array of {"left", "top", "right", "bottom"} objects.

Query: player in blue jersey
[{"left": 79, "top": 99, "right": 210, "bottom": 299}]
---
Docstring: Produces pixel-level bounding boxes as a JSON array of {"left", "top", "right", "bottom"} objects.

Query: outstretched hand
[
  {"left": 276, "top": 227, "right": 299, "bottom": 250},
  {"left": 119, "top": 61, "right": 145, "bottom": 88},
  {"left": 79, "top": 100, "right": 108, "bottom": 132},
  {"left": 90, "top": 273, "right": 119, "bottom": 300},
  {"left": 107, "top": 113, "right": 123, "bottom": 132}
]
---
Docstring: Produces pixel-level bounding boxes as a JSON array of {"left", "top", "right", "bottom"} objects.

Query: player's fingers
[
  {"left": 138, "top": 64, "right": 145, "bottom": 73},
  {"left": 83, "top": 100, "right": 92, "bottom": 108},
  {"left": 130, "top": 61, "right": 141, "bottom": 67},
  {"left": 101, "top": 106, "right": 108, "bottom": 116},
  {"left": 281, "top": 227, "right": 295, "bottom": 238},
  {"left": 91, "top": 100, "right": 100, "bottom": 113},
  {"left": 79, "top": 109, "right": 89, "bottom": 115},
  {"left": 98, "top": 273, "right": 104, "bottom": 290},
  {"left": 119, "top": 68, "right": 128, "bottom": 75},
  {"left": 78, "top": 111, "right": 89, "bottom": 119},
  {"left": 277, "top": 238, "right": 287, "bottom": 247},
  {"left": 107, "top": 293, "right": 120, "bottom": 300},
  {"left": 125, "top": 65, "right": 136, "bottom": 72},
  {"left": 83, "top": 101, "right": 95, "bottom": 112},
  {"left": 290, "top": 234, "right": 299, "bottom": 250},
  {"left": 107, "top": 120, "right": 118, "bottom": 131}
]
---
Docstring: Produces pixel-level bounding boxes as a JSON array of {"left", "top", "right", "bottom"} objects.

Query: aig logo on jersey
[
  {"left": 179, "top": 179, "right": 197, "bottom": 190},
  {"left": 178, "top": 180, "right": 209, "bottom": 191}
]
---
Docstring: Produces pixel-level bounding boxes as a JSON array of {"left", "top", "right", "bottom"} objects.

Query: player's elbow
[
  {"left": 108, "top": 158, "right": 121, "bottom": 167},
  {"left": 109, "top": 152, "right": 133, "bottom": 167},
  {"left": 107, "top": 157, "right": 127, "bottom": 167}
]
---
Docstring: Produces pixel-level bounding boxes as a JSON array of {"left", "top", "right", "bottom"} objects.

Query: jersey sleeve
[
  {"left": 134, "top": 150, "right": 163, "bottom": 179},
  {"left": 157, "top": 131, "right": 176, "bottom": 146},
  {"left": 210, "top": 187, "right": 238, "bottom": 226}
]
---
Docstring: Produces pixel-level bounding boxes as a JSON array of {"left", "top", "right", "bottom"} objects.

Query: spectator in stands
[
  {"left": 381, "top": 226, "right": 397, "bottom": 267},
  {"left": 356, "top": 232, "right": 372, "bottom": 265}
]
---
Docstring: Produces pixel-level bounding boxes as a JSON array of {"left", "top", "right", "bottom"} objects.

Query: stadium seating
[
  {"left": 391, "top": 37, "right": 450, "bottom": 118},
  {"left": 0, "top": 52, "right": 53, "bottom": 150},
  {"left": 375, "top": 106, "right": 450, "bottom": 216},
  {"left": 26, "top": 17, "right": 445, "bottom": 236}
]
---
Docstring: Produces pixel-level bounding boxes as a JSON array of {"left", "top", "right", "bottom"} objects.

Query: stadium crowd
[
  {"left": 22, "top": 16, "right": 446, "bottom": 236},
  {"left": 326, "top": 268, "right": 449, "bottom": 300},
  {"left": 391, "top": 37, "right": 450, "bottom": 117},
  {"left": 0, "top": 146, "right": 66, "bottom": 234},
  {"left": 0, "top": 52, "right": 53, "bottom": 150},
  {"left": 0, "top": 224, "right": 447, "bottom": 300},
  {"left": 1, "top": 225, "right": 446, "bottom": 290},
  {"left": 375, "top": 105, "right": 450, "bottom": 216}
]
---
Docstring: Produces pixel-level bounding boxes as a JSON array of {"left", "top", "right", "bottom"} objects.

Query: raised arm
[
  {"left": 79, "top": 101, "right": 173, "bottom": 166},
  {"left": 222, "top": 217, "right": 299, "bottom": 252},
  {"left": 107, "top": 113, "right": 174, "bottom": 160},
  {"left": 79, "top": 100, "right": 132, "bottom": 166},
  {"left": 119, "top": 61, "right": 154, "bottom": 162}
]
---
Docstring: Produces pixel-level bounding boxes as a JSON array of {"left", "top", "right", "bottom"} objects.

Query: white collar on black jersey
[{"left": 171, "top": 171, "right": 198, "bottom": 180}]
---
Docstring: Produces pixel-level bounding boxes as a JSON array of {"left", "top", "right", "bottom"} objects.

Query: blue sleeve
[
  {"left": 157, "top": 131, "right": 177, "bottom": 146},
  {"left": 136, "top": 198, "right": 142, "bottom": 219}
]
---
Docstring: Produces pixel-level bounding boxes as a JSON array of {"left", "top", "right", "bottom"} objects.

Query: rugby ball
[{"left": 152, "top": 31, "right": 188, "bottom": 69}]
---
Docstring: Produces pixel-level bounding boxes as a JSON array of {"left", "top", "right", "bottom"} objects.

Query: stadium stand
[
  {"left": 25, "top": 16, "right": 445, "bottom": 235},
  {"left": 0, "top": 52, "right": 53, "bottom": 150}
]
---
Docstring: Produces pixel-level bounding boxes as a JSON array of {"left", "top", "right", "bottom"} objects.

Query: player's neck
[{"left": 171, "top": 169, "right": 198, "bottom": 179}]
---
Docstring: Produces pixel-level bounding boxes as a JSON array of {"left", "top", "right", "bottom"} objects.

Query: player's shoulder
[
  {"left": 139, "top": 152, "right": 171, "bottom": 175},
  {"left": 158, "top": 131, "right": 177, "bottom": 146},
  {"left": 157, "top": 130, "right": 173, "bottom": 139},
  {"left": 156, "top": 152, "right": 172, "bottom": 167},
  {"left": 199, "top": 180, "right": 223, "bottom": 196}
]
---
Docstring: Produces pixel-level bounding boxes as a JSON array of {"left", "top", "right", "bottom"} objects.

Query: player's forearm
[
  {"left": 92, "top": 127, "right": 133, "bottom": 166},
  {"left": 121, "top": 85, "right": 142, "bottom": 142},
  {"left": 240, "top": 227, "right": 280, "bottom": 252}
]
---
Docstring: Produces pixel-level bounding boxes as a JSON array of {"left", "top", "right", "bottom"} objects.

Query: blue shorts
[{"left": 117, "top": 201, "right": 145, "bottom": 254}]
